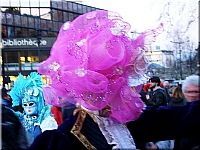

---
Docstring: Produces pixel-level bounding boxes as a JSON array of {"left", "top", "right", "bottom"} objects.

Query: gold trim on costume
[{"left": 70, "top": 109, "right": 97, "bottom": 150}]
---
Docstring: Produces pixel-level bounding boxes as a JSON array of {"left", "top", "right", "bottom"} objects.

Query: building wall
[{"left": 1, "top": 0, "right": 103, "bottom": 87}]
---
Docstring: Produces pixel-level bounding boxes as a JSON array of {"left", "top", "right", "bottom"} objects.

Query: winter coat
[
  {"left": 145, "top": 87, "right": 167, "bottom": 107},
  {"left": 1, "top": 105, "right": 29, "bottom": 150},
  {"left": 169, "top": 97, "right": 186, "bottom": 106}
]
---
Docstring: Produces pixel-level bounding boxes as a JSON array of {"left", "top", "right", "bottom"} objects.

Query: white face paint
[{"left": 23, "top": 96, "right": 38, "bottom": 116}]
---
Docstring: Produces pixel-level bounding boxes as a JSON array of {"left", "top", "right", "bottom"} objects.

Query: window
[
  {"left": 21, "top": 15, "right": 28, "bottom": 26},
  {"left": 57, "top": 10, "right": 63, "bottom": 21},
  {"left": 4, "top": 51, "right": 20, "bottom": 71},
  {"left": 69, "top": 13, "right": 73, "bottom": 21},
  {"left": 7, "top": 26, "right": 14, "bottom": 38},
  {"left": 73, "top": 3, "right": 78, "bottom": 12},
  {"left": 5, "top": 13, "right": 13, "bottom": 25},
  {"left": 83, "top": 6, "right": 86, "bottom": 13},
  {"left": 14, "top": 14, "right": 21, "bottom": 26},
  {"left": 41, "top": 50, "right": 50, "bottom": 62},
  {"left": 52, "top": 10, "right": 58, "bottom": 21},
  {"left": 41, "top": 19, "right": 47, "bottom": 30},
  {"left": 2, "top": 25, "right": 7, "bottom": 38},
  {"left": 31, "top": 8, "right": 39, "bottom": 16},
  {"left": 78, "top": 4, "right": 82, "bottom": 13},
  {"left": 21, "top": 8, "right": 31, "bottom": 15},
  {"left": 67, "top": 2, "right": 73, "bottom": 11},
  {"left": 20, "top": 0, "right": 30, "bottom": 7},
  {"left": 63, "top": 12, "right": 69, "bottom": 21},
  {"left": 21, "top": 28, "right": 28, "bottom": 37},
  {"left": 15, "top": 27, "right": 22, "bottom": 38}
]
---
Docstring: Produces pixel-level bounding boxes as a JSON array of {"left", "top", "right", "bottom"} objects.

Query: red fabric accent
[
  {"left": 143, "top": 83, "right": 150, "bottom": 93},
  {"left": 160, "top": 82, "right": 163, "bottom": 87},
  {"left": 51, "top": 106, "right": 63, "bottom": 126}
]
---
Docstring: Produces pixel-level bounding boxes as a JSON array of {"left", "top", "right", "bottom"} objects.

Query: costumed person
[
  {"left": 28, "top": 10, "right": 200, "bottom": 150},
  {"left": 10, "top": 72, "right": 58, "bottom": 146}
]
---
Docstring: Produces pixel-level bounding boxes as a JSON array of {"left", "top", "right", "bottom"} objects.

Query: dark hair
[{"left": 149, "top": 76, "right": 161, "bottom": 86}]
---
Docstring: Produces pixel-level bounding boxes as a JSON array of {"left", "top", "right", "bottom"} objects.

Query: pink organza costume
[{"left": 38, "top": 10, "right": 163, "bottom": 123}]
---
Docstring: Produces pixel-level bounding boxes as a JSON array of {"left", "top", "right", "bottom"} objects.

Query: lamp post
[
  {"left": 170, "top": 40, "right": 189, "bottom": 80},
  {"left": 35, "top": 10, "right": 53, "bottom": 63}
]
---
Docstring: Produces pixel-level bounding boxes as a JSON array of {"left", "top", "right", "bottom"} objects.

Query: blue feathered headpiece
[{"left": 10, "top": 72, "right": 45, "bottom": 112}]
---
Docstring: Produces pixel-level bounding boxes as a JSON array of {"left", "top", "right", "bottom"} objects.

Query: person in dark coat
[
  {"left": 2, "top": 105, "right": 29, "bottom": 150},
  {"left": 145, "top": 76, "right": 167, "bottom": 107},
  {"left": 174, "top": 75, "right": 200, "bottom": 150},
  {"left": 1, "top": 87, "right": 13, "bottom": 110},
  {"left": 169, "top": 86, "right": 186, "bottom": 106}
]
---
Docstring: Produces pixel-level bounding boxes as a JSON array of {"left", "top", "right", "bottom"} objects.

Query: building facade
[{"left": 1, "top": 0, "right": 103, "bottom": 87}]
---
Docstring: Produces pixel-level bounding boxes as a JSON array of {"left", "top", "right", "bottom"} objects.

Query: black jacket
[
  {"left": 146, "top": 87, "right": 166, "bottom": 107},
  {"left": 169, "top": 97, "right": 186, "bottom": 106},
  {"left": 2, "top": 105, "right": 29, "bottom": 150}
]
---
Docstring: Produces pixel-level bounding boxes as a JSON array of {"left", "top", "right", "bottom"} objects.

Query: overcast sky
[
  {"left": 84, "top": 0, "right": 159, "bottom": 32},
  {"left": 83, "top": 0, "right": 198, "bottom": 50}
]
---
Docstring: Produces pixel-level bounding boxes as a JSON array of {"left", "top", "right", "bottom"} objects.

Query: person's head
[
  {"left": 22, "top": 86, "right": 40, "bottom": 116},
  {"left": 182, "top": 75, "right": 199, "bottom": 102},
  {"left": 175, "top": 82, "right": 180, "bottom": 87},
  {"left": 163, "top": 81, "right": 169, "bottom": 88},
  {"left": 172, "top": 86, "right": 184, "bottom": 99},
  {"left": 1, "top": 88, "right": 11, "bottom": 101},
  {"left": 10, "top": 72, "right": 45, "bottom": 116},
  {"left": 149, "top": 76, "right": 161, "bottom": 89}
]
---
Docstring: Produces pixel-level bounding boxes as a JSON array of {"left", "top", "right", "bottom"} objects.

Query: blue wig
[{"left": 10, "top": 72, "right": 45, "bottom": 114}]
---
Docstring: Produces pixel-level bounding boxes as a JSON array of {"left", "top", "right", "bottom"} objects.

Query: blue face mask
[
  {"left": 23, "top": 100, "right": 38, "bottom": 116},
  {"left": 22, "top": 86, "right": 40, "bottom": 116}
]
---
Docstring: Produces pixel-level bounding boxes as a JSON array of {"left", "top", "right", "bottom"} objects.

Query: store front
[{"left": 1, "top": 37, "right": 56, "bottom": 88}]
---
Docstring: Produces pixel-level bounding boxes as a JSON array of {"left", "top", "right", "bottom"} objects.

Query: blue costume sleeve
[
  {"left": 127, "top": 100, "right": 200, "bottom": 142},
  {"left": 34, "top": 125, "right": 42, "bottom": 139}
]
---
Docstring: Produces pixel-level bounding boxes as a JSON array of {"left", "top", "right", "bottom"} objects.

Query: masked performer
[
  {"left": 10, "top": 72, "right": 58, "bottom": 145},
  {"left": 29, "top": 10, "right": 200, "bottom": 150}
]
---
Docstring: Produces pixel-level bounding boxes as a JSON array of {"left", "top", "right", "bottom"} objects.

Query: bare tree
[{"left": 146, "top": 0, "right": 198, "bottom": 78}]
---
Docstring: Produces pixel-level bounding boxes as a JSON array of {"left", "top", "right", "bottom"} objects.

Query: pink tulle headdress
[{"left": 38, "top": 10, "right": 163, "bottom": 123}]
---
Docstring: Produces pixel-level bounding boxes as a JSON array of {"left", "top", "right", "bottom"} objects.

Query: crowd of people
[
  {"left": 138, "top": 75, "right": 199, "bottom": 149},
  {"left": 1, "top": 10, "right": 200, "bottom": 150}
]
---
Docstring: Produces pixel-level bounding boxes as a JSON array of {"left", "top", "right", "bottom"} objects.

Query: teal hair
[
  {"left": 10, "top": 73, "right": 27, "bottom": 107},
  {"left": 10, "top": 72, "right": 45, "bottom": 113},
  {"left": 37, "top": 105, "right": 53, "bottom": 124}
]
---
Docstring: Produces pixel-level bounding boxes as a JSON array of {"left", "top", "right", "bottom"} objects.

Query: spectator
[
  {"left": 2, "top": 105, "right": 29, "bottom": 150},
  {"left": 163, "top": 81, "right": 171, "bottom": 105},
  {"left": 1, "top": 87, "right": 13, "bottom": 110},
  {"left": 145, "top": 76, "right": 167, "bottom": 107},
  {"left": 168, "top": 86, "right": 186, "bottom": 106},
  {"left": 139, "top": 78, "right": 173, "bottom": 149},
  {"left": 182, "top": 75, "right": 199, "bottom": 103},
  {"left": 174, "top": 74, "right": 200, "bottom": 150}
]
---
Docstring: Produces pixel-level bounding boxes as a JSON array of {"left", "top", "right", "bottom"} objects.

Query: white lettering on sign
[{"left": 2, "top": 39, "right": 47, "bottom": 47}]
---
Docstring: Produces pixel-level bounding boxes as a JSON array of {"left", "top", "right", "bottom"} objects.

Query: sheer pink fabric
[{"left": 38, "top": 10, "right": 163, "bottom": 123}]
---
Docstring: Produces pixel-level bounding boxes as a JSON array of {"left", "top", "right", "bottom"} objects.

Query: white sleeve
[
  {"left": 40, "top": 115, "right": 58, "bottom": 133},
  {"left": 155, "top": 140, "right": 174, "bottom": 149}
]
